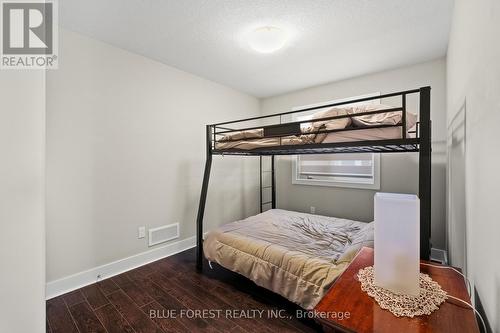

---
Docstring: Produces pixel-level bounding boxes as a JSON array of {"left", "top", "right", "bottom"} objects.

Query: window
[
  {"left": 293, "top": 153, "right": 380, "bottom": 189},
  {"left": 291, "top": 93, "right": 381, "bottom": 189}
]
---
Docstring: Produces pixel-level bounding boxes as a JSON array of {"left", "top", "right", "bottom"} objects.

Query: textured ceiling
[{"left": 60, "top": 0, "right": 454, "bottom": 97}]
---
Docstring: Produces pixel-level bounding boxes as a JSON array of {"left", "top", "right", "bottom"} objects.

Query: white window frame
[
  {"left": 292, "top": 153, "right": 380, "bottom": 189},
  {"left": 290, "top": 93, "right": 381, "bottom": 190}
]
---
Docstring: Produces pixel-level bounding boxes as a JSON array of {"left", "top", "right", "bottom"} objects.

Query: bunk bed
[{"left": 195, "top": 87, "right": 432, "bottom": 309}]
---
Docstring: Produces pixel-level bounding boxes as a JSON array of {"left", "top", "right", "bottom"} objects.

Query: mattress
[
  {"left": 322, "top": 126, "right": 412, "bottom": 143},
  {"left": 203, "top": 209, "right": 374, "bottom": 309},
  {"left": 215, "top": 126, "right": 413, "bottom": 150}
]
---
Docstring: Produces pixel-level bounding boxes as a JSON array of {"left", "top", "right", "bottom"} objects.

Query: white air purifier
[{"left": 374, "top": 192, "right": 420, "bottom": 296}]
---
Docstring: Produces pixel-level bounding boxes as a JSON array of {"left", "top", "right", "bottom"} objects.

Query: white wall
[
  {"left": 260, "top": 58, "right": 447, "bottom": 249},
  {"left": 447, "top": 0, "right": 500, "bottom": 331},
  {"left": 46, "top": 30, "right": 260, "bottom": 283},
  {"left": 0, "top": 71, "right": 46, "bottom": 332}
]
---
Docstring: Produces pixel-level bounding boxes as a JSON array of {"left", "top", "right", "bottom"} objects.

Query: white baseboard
[{"left": 46, "top": 236, "right": 196, "bottom": 300}]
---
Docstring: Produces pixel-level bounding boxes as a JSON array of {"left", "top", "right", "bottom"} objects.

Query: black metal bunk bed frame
[{"left": 196, "top": 86, "right": 432, "bottom": 271}]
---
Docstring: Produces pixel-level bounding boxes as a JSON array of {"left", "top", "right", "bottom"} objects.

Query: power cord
[
  {"left": 421, "top": 262, "right": 471, "bottom": 294},
  {"left": 420, "top": 262, "right": 487, "bottom": 332}
]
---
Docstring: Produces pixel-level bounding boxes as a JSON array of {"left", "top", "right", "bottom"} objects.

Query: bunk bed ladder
[{"left": 259, "top": 156, "right": 276, "bottom": 212}]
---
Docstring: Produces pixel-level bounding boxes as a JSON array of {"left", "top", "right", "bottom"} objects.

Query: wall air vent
[{"left": 148, "top": 223, "right": 179, "bottom": 247}]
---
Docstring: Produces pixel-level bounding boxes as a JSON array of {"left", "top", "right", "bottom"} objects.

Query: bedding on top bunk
[
  {"left": 203, "top": 209, "right": 374, "bottom": 309},
  {"left": 215, "top": 104, "right": 417, "bottom": 150}
]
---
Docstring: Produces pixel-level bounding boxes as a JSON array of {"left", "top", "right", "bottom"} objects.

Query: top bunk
[{"left": 207, "top": 87, "right": 431, "bottom": 156}]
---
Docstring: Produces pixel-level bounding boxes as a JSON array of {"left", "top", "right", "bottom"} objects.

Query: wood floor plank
[
  {"left": 46, "top": 248, "right": 319, "bottom": 333},
  {"left": 218, "top": 286, "right": 302, "bottom": 333},
  {"left": 170, "top": 256, "right": 316, "bottom": 332},
  {"left": 142, "top": 301, "right": 191, "bottom": 333},
  {"left": 111, "top": 272, "right": 154, "bottom": 307},
  {"left": 111, "top": 273, "right": 133, "bottom": 288},
  {"left": 121, "top": 282, "right": 154, "bottom": 307},
  {"left": 107, "top": 289, "right": 164, "bottom": 333},
  {"left": 207, "top": 285, "right": 275, "bottom": 333},
  {"left": 208, "top": 282, "right": 301, "bottom": 333},
  {"left": 162, "top": 257, "right": 231, "bottom": 292},
  {"left": 127, "top": 264, "right": 154, "bottom": 280},
  {"left": 69, "top": 301, "right": 107, "bottom": 333},
  {"left": 154, "top": 260, "right": 217, "bottom": 291},
  {"left": 150, "top": 272, "right": 239, "bottom": 333},
  {"left": 153, "top": 258, "right": 186, "bottom": 276},
  {"left": 148, "top": 259, "right": 174, "bottom": 274},
  {"left": 170, "top": 275, "right": 231, "bottom": 310},
  {"left": 97, "top": 278, "right": 120, "bottom": 295},
  {"left": 46, "top": 319, "right": 52, "bottom": 333},
  {"left": 46, "top": 296, "right": 79, "bottom": 333},
  {"left": 94, "top": 303, "right": 135, "bottom": 333},
  {"left": 168, "top": 274, "right": 265, "bottom": 333},
  {"left": 186, "top": 268, "right": 229, "bottom": 291},
  {"left": 81, "top": 283, "right": 110, "bottom": 310},
  {"left": 149, "top": 272, "right": 204, "bottom": 309},
  {"left": 134, "top": 275, "right": 213, "bottom": 333},
  {"left": 150, "top": 257, "right": 271, "bottom": 332},
  {"left": 63, "top": 289, "right": 86, "bottom": 307}
]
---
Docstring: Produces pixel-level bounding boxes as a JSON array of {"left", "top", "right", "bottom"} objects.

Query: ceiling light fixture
[{"left": 247, "top": 26, "right": 288, "bottom": 54}]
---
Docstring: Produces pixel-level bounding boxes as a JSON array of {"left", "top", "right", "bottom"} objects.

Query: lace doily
[{"left": 357, "top": 266, "right": 447, "bottom": 317}]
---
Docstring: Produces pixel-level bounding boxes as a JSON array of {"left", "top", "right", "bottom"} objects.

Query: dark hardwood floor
[{"left": 46, "top": 248, "right": 322, "bottom": 333}]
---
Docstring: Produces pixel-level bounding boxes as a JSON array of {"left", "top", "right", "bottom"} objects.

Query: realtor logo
[{"left": 1, "top": 0, "right": 58, "bottom": 69}]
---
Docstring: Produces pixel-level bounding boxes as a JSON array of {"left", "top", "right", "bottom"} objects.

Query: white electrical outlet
[
  {"left": 138, "top": 226, "right": 146, "bottom": 239},
  {"left": 310, "top": 206, "right": 316, "bottom": 214}
]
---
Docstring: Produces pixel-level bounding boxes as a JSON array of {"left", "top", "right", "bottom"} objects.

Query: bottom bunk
[{"left": 203, "top": 209, "right": 374, "bottom": 309}]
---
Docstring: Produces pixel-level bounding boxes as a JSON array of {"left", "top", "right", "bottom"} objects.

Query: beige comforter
[
  {"left": 204, "top": 209, "right": 374, "bottom": 309},
  {"left": 215, "top": 104, "right": 417, "bottom": 150}
]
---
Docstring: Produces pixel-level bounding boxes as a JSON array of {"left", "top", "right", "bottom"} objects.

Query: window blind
[{"left": 297, "top": 153, "right": 374, "bottom": 179}]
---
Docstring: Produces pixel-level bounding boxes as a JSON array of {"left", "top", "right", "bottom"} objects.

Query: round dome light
[{"left": 247, "top": 26, "right": 288, "bottom": 53}]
